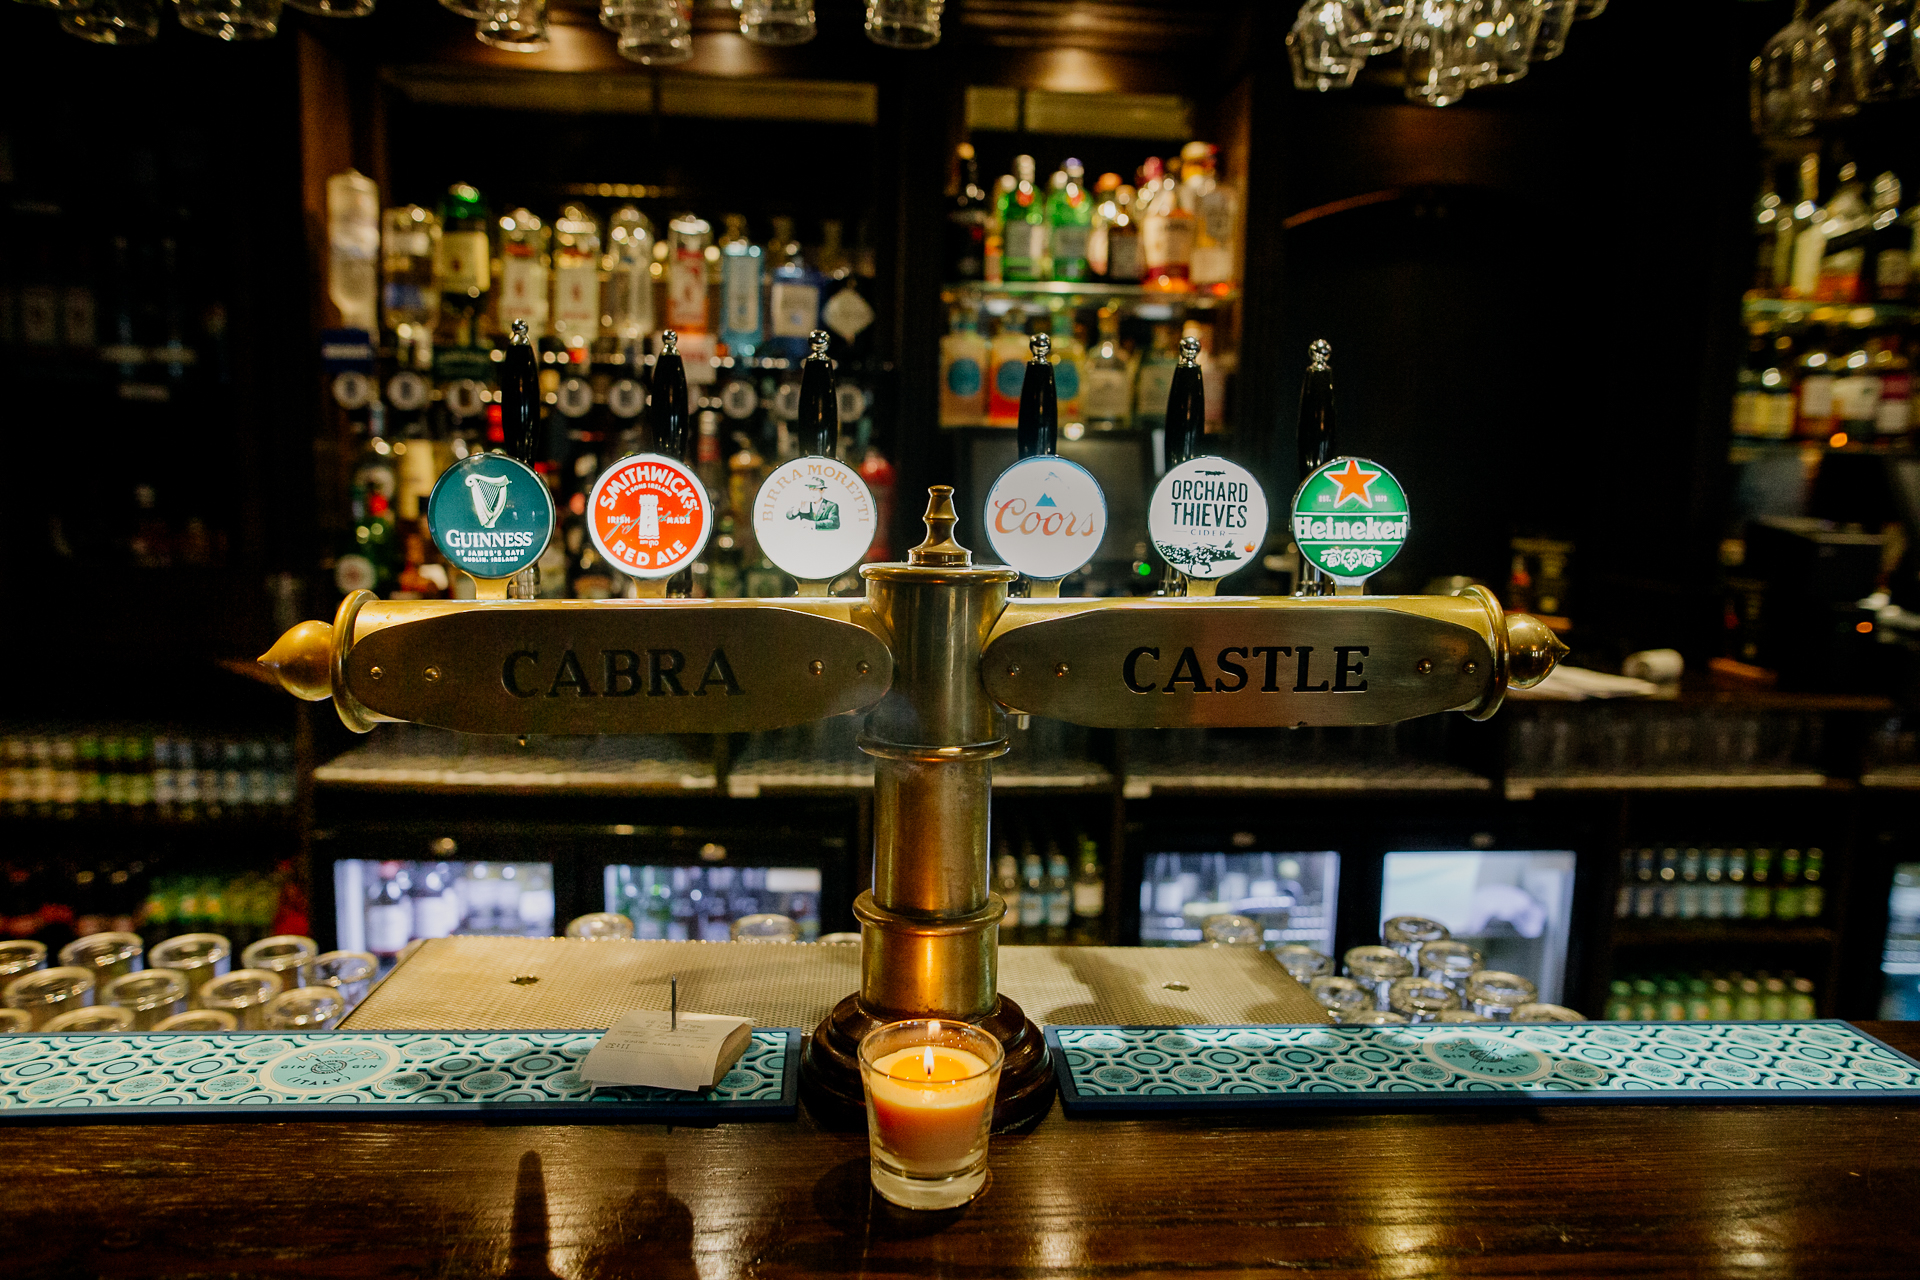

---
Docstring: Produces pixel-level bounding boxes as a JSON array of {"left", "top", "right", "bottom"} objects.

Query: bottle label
[
  {"left": 769, "top": 281, "right": 820, "bottom": 338},
  {"left": 1191, "top": 245, "right": 1234, "bottom": 285},
  {"left": 836, "top": 383, "right": 869, "bottom": 423},
  {"left": 501, "top": 258, "right": 549, "bottom": 327},
  {"left": 1072, "top": 882, "right": 1104, "bottom": 916},
  {"left": 1799, "top": 372, "right": 1835, "bottom": 420},
  {"left": 556, "top": 377, "right": 594, "bottom": 419},
  {"left": 1052, "top": 225, "right": 1090, "bottom": 265},
  {"left": 1134, "top": 361, "right": 1176, "bottom": 422},
  {"left": 1878, "top": 377, "right": 1913, "bottom": 434},
  {"left": 1877, "top": 247, "right": 1912, "bottom": 295},
  {"left": 1760, "top": 391, "right": 1797, "bottom": 439},
  {"left": 331, "top": 370, "right": 374, "bottom": 411},
  {"left": 444, "top": 378, "right": 486, "bottom": 420},
  {"left": 608, "top": 378, "right": 646, "bottom": 420},
  {"left": 554, "top": 264, "right": 600, "bottom": 328},
  {"left": 1142, "top": 216, "right": 1195, "bottom": 269},
  {"left": 387, "top": 371, "right": 431, "bottom": 412},
  {"left": 823, "top": 285, "right": 875, "bottom": 342},
  {"left": 1083, "top": 367, "right": 1132, "bottom": 418},
  {"left": 668, "top": 251, "right": 708, "bottom": 329},
  {"left": 1832, "top": 373, "right": 1883, "bottom": 423},
  {"left": 439, "top": 231, "right": 491, "bottom": 294},
  {"left": 722, "top": 256, "right": 762, "bottom": 338},
  {"left": 721, "top": 378, "right": 759, "bottom": 420},
  {"left": 365, "top": 904, "right": 413, "bottom": 955},
  {"left": 612, "top": 266, "right": 655, "bottom": 338},
  {"left": 945, "top": 355, "right": 983, "bottom": 398},
  {"left": 1047, "top": 895, "right": 1070, "bottom": 927},
  {"left": 1107, "top": 232, "right": 1144, "bottom": 281}
]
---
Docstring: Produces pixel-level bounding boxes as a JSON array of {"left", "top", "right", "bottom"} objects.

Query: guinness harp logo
[{"left": 465, "top": 472, "right": 512, "bottom": 529}]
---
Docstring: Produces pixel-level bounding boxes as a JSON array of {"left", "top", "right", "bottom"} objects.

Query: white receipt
[{"left": 581, "top": 1010, "right": 754, "bottom": 1092}]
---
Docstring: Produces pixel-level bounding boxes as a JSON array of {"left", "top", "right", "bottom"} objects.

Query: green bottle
[
  {"left": 1046, "top": 159, "right": 1093, "bottom": 282},
  {"left": 998, "top": 155, "right": 1047, "bottom": 283}
]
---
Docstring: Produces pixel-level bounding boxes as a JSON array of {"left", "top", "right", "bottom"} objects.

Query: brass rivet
[
  {"left": 856, "top": 661, "right": 870, "bottom": 676},
  {"left": 1462, "top": 661, "right": 1479, "bottom": 676},
  {"left": 424, "top": 666, "right": 442, "bottom": 683},
  {"left": 1054, "top": 663, "right": 1070, "bottom": 677},
  {"left": 809, "top": 660, "right": 824, "bottom": 676},
  {"left": 1008, "top": 664, "right": 1022, "bottom": 677},
  {"left": 1416, "top": 659, "right": 1432, "bottom": 675},
  {"left": 509, "top": 974, "right": 540, "bottom": 986},
  {"left": 369, "top": 666, "right": 384, "bottom": 680}
]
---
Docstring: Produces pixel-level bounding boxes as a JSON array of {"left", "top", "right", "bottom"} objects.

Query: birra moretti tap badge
[
  {"left": 427, "top": 453, "right": 555, "bottom": 581},
  {"left": 752, "top": 455, "right": 876, "bottom": 583},
  {"left": 984, "top": 456, "right": 1107, "bottom": 582},
  {"left": 587, "top": 453, "right": 712, "bottom": 579},
  {"left": 1147, "top": 457, "right": 1269, "bottom": 580},
  {"left": 1291, "top": 456, "right": 1409, "bottom": 586}
]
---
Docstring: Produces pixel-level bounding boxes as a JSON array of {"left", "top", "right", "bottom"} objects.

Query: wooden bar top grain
[{"left": 5, "top": 1023, "right": 1917, "bottom": 1279}]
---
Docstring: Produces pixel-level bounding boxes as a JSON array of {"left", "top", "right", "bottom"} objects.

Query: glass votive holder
[
  {"left": 242, "top": 935, "right": 318, "bottom": 990},
  {"left": 199, "top": 969, "right": 283, "bottom": 1030},
  {"left": 1271, "top": 944, "right": 1332, "bottom": 983},
  {"left": 0, "top": 940, "right": 47, "bottom": 987},
  {"left": 1342, "top": 945, "right": 1413, "bottom": 1009},
  {"left": 103, "top": 969, "right": 190, "bottom": 1030},
  {"left": 1307, "top": 975, "right": 1372, "bottom": 1021},
  {"left": 858, "top": 1018, "right": 1004, "bottom": 1210},
  {"left": 1387, "top": 975, "right": 1461, "bottom": 1023},
  {"left": 1465, "top": 970, "right": 1538, "bottom": 1021},
  {"left": 1435, "top": 1008, "right": 1492, "bottom": 1024},
  {"left": 311, "top": 950, "right": 379, "bottom": 1012},
  {"left": 0, "top": 1009, "right": 33, "bottom": 1034},
  {"left": 43, "top": 1005, "right": 136, "bottom": 1033},
  {"left": 1339, "top": 1009, "right": 1409, "bottom": 1026},
  {"left": 1381, "top": 915, "right": 1449, "bottom": 962},
  {"left": 732, "top": 913, "right": 799, "bottom": 943},
  {"left": 59, "top": 931, "right": 144, "bottom": 989},
  {"left": 567, "top": 912, "right": 636, "bottom": 939},
  {"left": 1511, "top": 1002, "right": 1586, "bottom": 1023},
  {"left": 154, "top": 1009, "right": 239, "bottom": 1032},
  {"left": 1199, "top": 913, "right": 1263, "bottom": 947},
  {"left": 4, "top": 966, "right": 96, "bottom": 1029},
  {"left": 864, "top": 0, "right": 940, "bottom": 47},
  {"left": 1417, "top": 939, "right": 1483, "bottom": 992},
  {"left": 149, "top": 934, "right": 232, "bottom": 1007},
  {"left": 265, "top": 987, "right": 348, "bottom": 1030}
]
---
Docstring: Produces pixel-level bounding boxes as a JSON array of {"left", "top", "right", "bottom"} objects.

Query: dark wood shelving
[{"left": 1610, "top": 920, "right": 1839, "bottom": 948}]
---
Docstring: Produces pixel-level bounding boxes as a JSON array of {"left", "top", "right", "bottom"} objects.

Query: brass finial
[
  {"left": 1029, "top": 332, "right": 1051, "bottom": 360},
  {"left": 661, "top": 329, "right": 679, "bottom": 355},
  {"left": 908, "top": 485, "right": 972, "bottom": 567},
  {"left": 511, "top": 319, "right": 529, "bottom": 346},
  {"left": 1178, "top": 335, "right": 1201, "bottom": 367},
  {"left": 1506, "top": 614, "right": 1571, "bottom": 689},
  {"left": 809, "top": 329, "right": 830, "bottom": 358},
  {"left": 257, "top": 620, "right": 335, "bottom": 702},
  {"left": 1308, "top": 339, "right": 1332, "bottom": 371}
]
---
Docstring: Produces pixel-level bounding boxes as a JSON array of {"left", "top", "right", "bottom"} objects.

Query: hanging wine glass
[
  {"left": 177, "top": 0, "right": 282, "bottom": 39},
  {"left": 741, "top": 0, "right": 815, "bottom": 44},
  {"left": 1810, "top": 0, "right": 1878, "bottom": 118},
  {"left": 865, "top": 0, "right": 942, "bottom": 47},
  {"left": 1467, "top": 0, "right": 1539, "bottom": 85},
  {"left": 1865, "top": 0, "right": 1918, "bottom": 99},
  {"left": 1354, "top": 0, "right": 1411, "bottom": 54},
  {"left": 1752, "top": 0, "right": 1819, "bottom": 136},
  {"left": 477, "top": 0, "right": 549, "bottom": 52},
  {"left": 613, "top": 0, "right": 693, "bottom": 64},
  {"left": 60, "top": 0, "right": 160, "bottom": 42},
  {"left": 1288, "top": 0, "right": 1368, "bottom": 91}
]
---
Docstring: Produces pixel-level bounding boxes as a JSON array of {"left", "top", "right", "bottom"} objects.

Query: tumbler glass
[
  {"left": 1468, "top": 0, "right": 1541, "bottom": 83},
  {"left": 199, "top": 970, "right": 284, "bottom": 1030},
  {"left": 265, "top": 987, "right": 348, "bottom": 1031},
  {"left": 1289, "top": 0, "right": 1368, "bottom": 91},
  {"left": 1511, "top": 1002, "right": 1586, "bottom": 1023},
  {"left": 1343, "top": 945, "right": 1414, "bottom": 1008},
  {"left": 1752, "top": 3, "right": 1819, "bottom": 136},
  {"left": 1388, "top": 975, "right": 1461, "bottom": 1022},
  {"left": 60, "top": 932, "right": 143, "bottom": 989},
  {"left": 149, "top": 934, "right": 231, "bottom": 1008},
  {"left": 5, "top": 966, "right": 96, "bottom": 1030},
  {"left": 1531, "top": 0, "right": 1576, "bottom": 59},
  {"left": 477, "top": 0, "right": 550, "bottom": 51},
  {"left": 599, "top": 0, "right": 676, "bottom": 27},
  {"left": 311, "top": 951, "right": 379, "bottom": 1013},
  {"left": 864, "top": 0, "right": 942, "bottom": 48},
  {"left": 44, "top": 1006, "right": 136, "bottom": 1034},
  {"left": 731, "top": 913, "right": 800, "bottom": 942},
  {"left": 176, "top": 0, "right": 282, "bottom": 40},
  {"left": 1307, "top": 975, "right": 1373, "bottom": 1020},
  {"left": 1404, "top": 0, "right": 1471, "bottom": 105},
  {"left": 0, "top": 940, "right": 47, "bottom": 988},
  {"left": 567, "top": 912, "right": 636, "bottom": 939},
  {"left": 1199, "top": 913, "right": 1263, "bottom": 947},
  {"left": 1355, "top": 0, "right": 1411, "bottom": 53},
  {"left": 1271, "top": 944, "right": 1333, "bottom": 983},
  {"left": 615, "top": 9, "right": 694, "bottom": 64},
  {"left": 740, "top": 0, "right": 814, "bottom": 45},
  {"left": 1811, "top": 0, "right": 1878, "bottom": 119},
  {"left": 1417, "top": 939, "right": 1483, "bottom": 993},
  {"left": 154, "top": 1009, "right": 239, "bottom": 1032},
  {"left": 287, "top": 0, "right": 373, "bottom": 14},
  {"left": 60, "top": 0, "right": 161, "bottom": 43},
  {"left": 103, "top": 969, "right": 190, "bottom": 1030},
  {"left": 0, "top": 1009, "right": 33, "bottom": 1034},
  {"left": 242, "top": 935, "right": 318, "bottom": 991},
  {"left": 858, "top": 1019, "right": 1004, "bottom": 1210},
  {"left": 1465, "top": 970, "right": 1538, "bottom": 1020},
  {"left": 1381, "top": 915, "right": 1449, "bottom": 962}
]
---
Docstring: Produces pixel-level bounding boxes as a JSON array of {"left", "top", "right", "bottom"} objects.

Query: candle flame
[{"left": 922, "top": 1046, "right": 935, "bottom": 1077}]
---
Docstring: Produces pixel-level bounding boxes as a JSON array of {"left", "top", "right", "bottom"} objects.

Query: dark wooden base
[{"left": 800, "top": 992, "right": 1055, "bottom": 1133}]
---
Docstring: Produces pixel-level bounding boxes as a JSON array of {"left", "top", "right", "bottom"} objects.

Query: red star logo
[{"left": 1326, "top": 459, "right": 1381, "bottom": 508}]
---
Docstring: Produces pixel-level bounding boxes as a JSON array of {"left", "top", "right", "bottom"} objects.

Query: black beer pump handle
[
  {"left": 1165, "top": 335, "right": 1205, "bottom": 467},
  {"left": 651, "top": 328, "right": 691, "bottom": 461},
  {"left": 502, "top": 319, "right": 539, "bottom": 466},
  {"left": 1016, "top": 332, "right": 1058, "bottom": 460},
  {"left": 1298, "top": 338, "right": 1336, "bottom": 477},
  {"left": 798, "top": 329, "right": 838, "bottom": 459}
]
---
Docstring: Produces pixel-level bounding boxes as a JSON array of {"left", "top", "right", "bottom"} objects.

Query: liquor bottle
[
  {"left": 342, "top": 421, "right": 400, "bottom": 595},
  {"left": 718, "top": 214, "right": 764, "bottom": 357},
  {"left": 1139, "top": 156, "right": 1195, "bottom": 290},
  {"left": 1083, "top": 305, "right": 1133, "bottom": 432},
  {"left": 822, "top": 266, "right": 877, "bottom": 368},
  {"left": 1704, "top": 848, "right": 1727, "bottom": 918},
  {"left": 1751, "top": 167, "right": 1783, "bottom": 294},
  {"left": 1788, "top": 155, "right": 1827, "bottom": 298},
  {"left": 1871, "top": 172, "right": 1912, "bottom": 303},
  {"left": 1017, "top": 332, "right": 1059, "bottom": 460},
  {"left": 1045, "top": 844, "right": 1071, "bottom": 942},
  {"left": 551, "top": 203, "right": 602, "bottom": 358},
  {"left": 604, "top": 205, "right": 657, "bottom": 357},
  {"left": 382, "top": 205, "right": 439, "bottom": 366},
  {"left": 1187, "top": 142, "right": 1240, "bottom": 289},
  {"left": 1800, "top": 848, "right": 1825, "bottom": 918},
  {"left": 766, "top": 219, "right": 821, "bottom": 362},
  {"left": 365, "top": 863, "right": 413, "bottom": 961},
  {"left": 1047, "top": 159, "right": 1093, "bottom": 282},
  {"left": 857, "top": 430, "right": 896, "bottom": 562},
  {"left": 998, "top": 155, "right": 1047, "bottom": 283},
  {"left": 939, "top": 309, "right": 989, "bottom": 426},
  {"left": 1020, "top": 846, "right": 1046, "bottom": 936},
  {"left": 696, "top": 407, "right": 726, "bottom": 499},
  {"left": 1774, "top": 848, "right": 1804, "bottom": 920},
  {"left": 433, "top": 183, "right": 492, "bottom": 353},
  {"left": 1875, "top": 335, "right": 1912, "bottom": 437},
  {"left": 1758, "top": 329, "right": 1799, "bottom": 439},
  {"left": 666, "top": 213, "right": 712, "bottom": 335},
  {"left": 1816, "top": 163, "right": 1871, "bottom": 302},
  {"left": 1732, "top": 325, "right": 1768, "bottom": 439},
  {"left": 1132, "top": 324, "right": 1179, "bottom": 434},
  {"left": 1796, "top": 326, "right": 1838, "bottom": 439},
  {"left": 814, "top": 219, "right": 850, "bottom": 279},
  {"left": 946, "top": 142, "right": 990, "bottom": 281},
  {"left": 1106, "top": 181, "right": 1145, "bottom": 283},
  {"left": 985, "top": 173, "right": 1015, "bottom": 284},
  {"left": 994, "top": 848, "right": 1022, "bottom": 944},
  {"left": 498, "top": 207, "right": 551, "bottom": 338},
  {"left": 409, "top": 861, "right": 462, "bottom": 939},
  {"left": 1832, "top": 329, "right": 1881, "bottom": 438},
  {"left": 1747, "top": 848, "right": 1774, "bottom": 918},
  {"left": 727, "top": 431, "right": 765, "bottom": 562},
  {"left": 1071, "top": 835, "right": 1105, "bottom": 944},
  {"left": 986, "top": 316, "right": 1030, "bottom": 427},
  {"left": 1049, "top": 308, "right": 1086, "bottom": 427},
  {"left": 327, "top": 169, "right": 380, "bottom": 336}
]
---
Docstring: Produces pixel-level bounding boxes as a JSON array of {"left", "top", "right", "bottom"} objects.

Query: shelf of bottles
[
  {"left": 606, "top": 864, "right": 825, "bottom": 943},
  {"left": 939, "top": 142, "right": 1240, "bottom": 435},
  {"left": 2, "top": 724, "right": 297, "bottom": 825},
  {"left": 992, "top": 823, "right": 1113, "bottom": 947},
  {"left": 1502, "top": 700, "right": 1831, "bottom": 799},
  {"left": 330, "top": 173, "right": 896, "bottom": 604}
]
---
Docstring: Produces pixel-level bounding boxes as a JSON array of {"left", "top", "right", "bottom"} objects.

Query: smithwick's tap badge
[
  {"left": 587, "top": 452, "right": 712, "bottom": 579},
  {"left": 1147, "top": 457, "right": 1269, "bottom": 581},
  {"left": 1292, "top": 456, "right": 1409, "bottom": 585},
  {"left": 752, "top": 455, "right": 876, "bottom": 583},
  {"left": 984, "top": 456, "right": 1107, "bottom": 582},
  {"left": 426, "top": 453, "right": 555, "bottom": 581}
]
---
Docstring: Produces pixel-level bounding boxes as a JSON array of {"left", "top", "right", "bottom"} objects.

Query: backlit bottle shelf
[{"left": 942, "top": 281, "right": 1240, "bottom": 311}]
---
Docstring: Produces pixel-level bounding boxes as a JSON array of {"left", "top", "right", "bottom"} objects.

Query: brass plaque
[
  {"left": 345, "top": 600, "right": 892, "bottom": 735},
  {"left": 983, "top": 597, "right": 1495, "bottom": 728}
]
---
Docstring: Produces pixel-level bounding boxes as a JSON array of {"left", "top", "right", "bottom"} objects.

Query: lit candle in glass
[{"left": 858, "top": 1018, "right": 1004, "bottom": 1210}]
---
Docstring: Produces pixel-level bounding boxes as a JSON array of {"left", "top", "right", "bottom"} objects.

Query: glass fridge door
[
  {"left": 604, "top": 864, "right": 825, "bottom": 941},
  {"left": 1380, "top": 850, "right": 1577, "bottom": 1005},
  {"left": 1138, "top": 850, "right": 1340, "bottom": 953},
  {"left": 1879, "top": 862, "right": 1920, "bottom": 1019},
  {"left": 333, "top": 857, "right": 558, "bottom": 971}
]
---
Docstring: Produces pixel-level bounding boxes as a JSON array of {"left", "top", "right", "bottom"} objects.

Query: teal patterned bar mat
[
  {"left": 0, "top": 1029, "right": 799, "bottom": 1123},
  {"left": 1047, "top": 1021, "right": 1920, "bottom": 1113}
]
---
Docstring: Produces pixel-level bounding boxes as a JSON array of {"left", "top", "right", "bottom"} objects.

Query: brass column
[{"left": 801, "top": 489, "right": 1054, "bottom": 1128}]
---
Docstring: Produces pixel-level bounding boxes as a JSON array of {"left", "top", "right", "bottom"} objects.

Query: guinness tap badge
[
  {"left": 587, "top": 453, "right": 712, "bottom": 579},
  {"left": 426, "top": 453, "right": 554, "bottom": 581}
]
